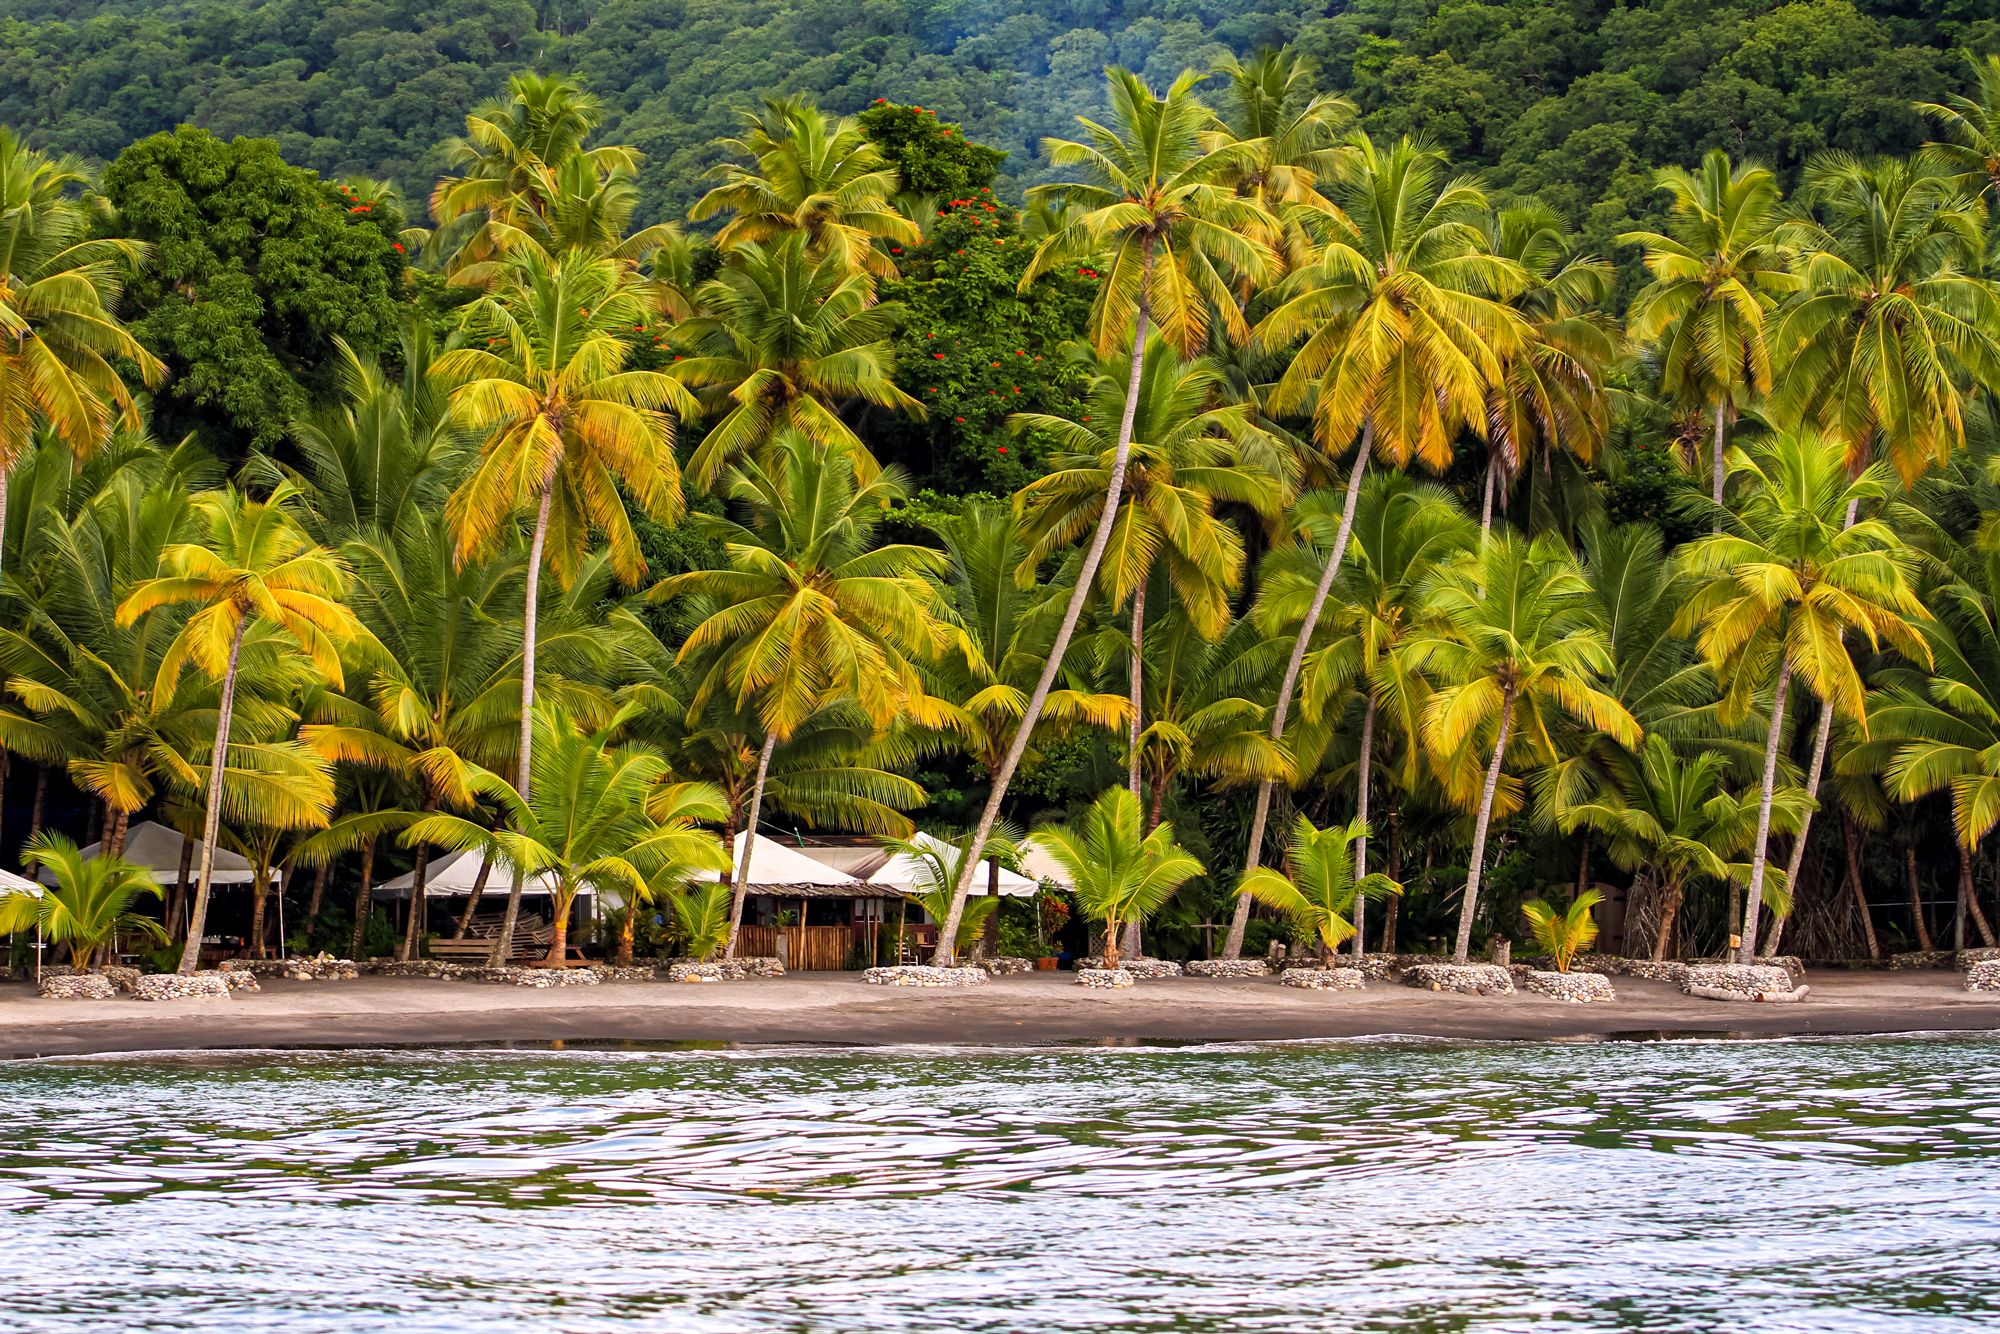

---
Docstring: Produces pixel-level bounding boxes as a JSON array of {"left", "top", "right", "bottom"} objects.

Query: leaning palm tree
[
  {"left": 1031, "top": 786, "right": 1204, "bottom": 970},
  {"left": 1011, "top": 338, "right": 1290, "bottom": 796},
  {"left": 673, "top": 234, "right": 922, "bottom": 488},
  {"left": 1410, "top": 533, "right": 1639, "bottom": 965},
  {"left": 407, "top": 707, "right": 731, "bottom": 966},
  {"left": 2, "top": 832, "right": 165, "bottom": 969},
  {"left": 654, "top": 436, "right": 958, "bottom": 956},
  {"left": 115, "top": 486, "right": 356, "bottom": 973},
  {"left": 434, "top": 242, "right": 697, "bottom": 964},
  {"left": 931, "top": 68, "right": 1276, "bottom": 964},
  {"left": 1676, "top": 433, "right": 1931, "bottom": 963},
  {"left": 1621, "top": 150, "right": 1796, "bottom": 518},
  {"left": 0, "top": 129, "right": 165, "bottom": 579},
  {"left": 1239, "top": 815, "right": 1400, "bottom": 966},
  {"left": 1229, "top": 134, "right": 1522, "bottom": 954},
  {"left": 1917, "top": 53, "right": 2000, "bottom": 210},
  {"left": 692, "top": 95, "right": 921, "bottom": 282}
]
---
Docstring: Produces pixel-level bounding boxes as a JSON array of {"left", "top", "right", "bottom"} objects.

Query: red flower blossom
[{"left": 997, "top": 446, "right": 1008, "bottom": 454}]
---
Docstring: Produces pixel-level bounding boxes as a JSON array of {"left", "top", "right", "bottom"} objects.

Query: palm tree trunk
[
  {"left": 1101, "top": 915, "right": 1122, "bottom": 971},
  {"left": 1224, "top": 427, "right": 1373, "bottom": 959},
  {"left": 1763, "top": 699, "right": 1835, "bottom": 956},
  {"left": 544, "top": 890, "right": 573, "bottom": 966},
  {"left": 1452, "top": 683, "right": 1516, "bottom": 966},
  {"left": 349, "top": 836, "right": 378, "bottom": 959},
  {"left": 1128, "top": 577, "right": 1145, "bottom": 801},
  {"left": 106, "top": 804, "right": 131, "bottom": 859},
  {"left": 177, "top": 619, "right": 248, "bottom": 974},
  {"left": 723, "top": 732, "right": 778, "bottom": 960},
  {"left": 1842, "top": 815, "right": 1880, "bottom": 961},
  {"left": 491, "top": 483, "right": 554, "bottom": 968},
  {"left": 249, "top": 868, "right": 270, "bottom": 960},
  {"left": 1960, "top": 840, "right": 1997, "bottom": 948},
  {"left": 1905, "top": 839, "right": 1934, "bottom": 952},
  {"left": 1710, "top": 405, "right": 1728, "bottom": 532},
  {"left": 1654, "top": 873, "right": 1686, "bottom": 962},
  {"left": 1738, "top": 650, "right": 1792, "bottom": 964},
  {"left": 453, "top": 855, "right": 493, "bottom": 939},
  {"left": 1380, "top": 805, "right": 1400, "bottom": 952},
  {"left": 399, "top": 791, "right": 441, "bottom": 961},
  {"left": 931, "top": 250, "right": 1157, "bottom": 968},
  {"left": 1350, "top": 693, "right": 1376, "bottom": 962},
  {"left": 28, "top": 764, "right": 46, "bottom": 842},
  {"left": 1479, "top": 453, "right": 1496, "bottom": 535},
  {"left": 617, "top": 891, "right": 638, "bottom": 966},
  {"left": 306, "top": 860, "right": 328, "bottom": 934}
]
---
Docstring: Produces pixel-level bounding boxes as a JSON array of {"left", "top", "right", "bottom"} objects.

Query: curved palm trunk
[
  {"left": 1128, "top": 578, "right": 1145, "bottom": 801},
  {"left": 1350, "top": 693, "right": 1376, "bottom": 962},
  {"left": 1957, "top": 840, "right": 1997, "bottom": 949},
  {"left": 178, "top": 619, "right": 247, "bottom": 974},
  {"left": 490, "top": 483, "right": 553, "bottom": 968},
  {"left": 1224, "top": 431, "right": 1373, "bottom": 959},
  {"left": 1653, "top": 872, "right": 1686, "bottom": 962},
  {"left": 453, "top": 855, "right": 493, "bottom": 939},
  {"left": 1452, "top": 684, "right": 1515, "bottom": 966},
  {"left": 1737, "top": 650, "right": 1792, "bottom": 964},
  {"left": 723, "top": 732, "right": 778, "bottom": 960},
  {"left": 349, "top": 836, "right": 379, "bottom": 959},
  {"left": 1763, "top": 700, "right": 1836, "bottom": 958},
  {"left": 398, "top": 792, "right": 441, "bottom": 962},
  {"left": 1905, "top": 840, "right": 1934, "bottom": 952},
  {"left": 931, "top": 262, "right": 1157, "bottom": 968},
  {"left": 1842, "top": 815, "right": 1881, "bottom": 961},
  {"left": 1101, "top": 915, "right": 1123, "bottom": 971}
]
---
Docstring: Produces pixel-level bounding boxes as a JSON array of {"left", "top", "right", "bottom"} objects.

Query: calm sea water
[{"left": 1, "top": 1036, "right": 1996, "bottom": 1332}]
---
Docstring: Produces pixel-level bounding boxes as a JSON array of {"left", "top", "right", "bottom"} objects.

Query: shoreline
[{"left": 4, "top": 970, "right": 1999, "bottom": 1059}]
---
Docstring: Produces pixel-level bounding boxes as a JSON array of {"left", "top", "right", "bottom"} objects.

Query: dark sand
[{"left": 2, "top": 969, "right": 1996, "bottom": 1058}]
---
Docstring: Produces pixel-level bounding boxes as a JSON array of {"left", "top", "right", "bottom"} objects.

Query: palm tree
[
  {"left": 1520, "top": 890, "right": 1602, "bottom": 973},
  {"left": 1918, "top": 53, "right": 2000, "bottom": 210},
  {"left": 433, "top": 243, "right": 696, "bottom": 964},
  {"left": 1771, "top": 153, "right": 1999, "bottom": 485},
  {"left": 655, "top": 436, "right": 957, "bottom": 956},
  {"left": 115, "top": 486, "right": 356, "bottom": 972},
  {"left": 1411, "top": 534, "right": 1639, "bottom": 966},
  {"left": 2, "top": 832, "right": 165, "bottom": 968},
  {"left": 673, "top": 235, "right": 922, "bottom": 488},
  {"left": 1480, "top": 203, "right": 1616, "bottom": 532},
  {"left": 1239, "top": 815, "right": 1399, "bottom": 965},
  {"left": 1621, "top": 150, "right": 1796, "bottom": 519},
  {"left": 1676, "top": 433, "right": 1930, "bottom": 963},
  {"left": 1559, "top": 736, "right": 1792, "bottom": 960},
  {"left": 1030, "top": 786, "right": 1204, "bottom": 970},
  {"left": 1232, "top": 135, "right": 1523, "bottom": 953},
  {"left": 1012, "top": 338, "right": 1290, "bottom": 796},
  {"left": 407, "top": 707, "right": 730, "bottom": 966},
  {"left": 0, "top": 129, "right": 165, "bottom": 579},
  {"left": 692, "top": 96, "right": 921, "bottom": 281},
  {"left": 932, "top": 68, "right": 1276, "bottom": 965},
  {"left": 1204, "top": 48, "right": 1355, "bottom": 277},
  {"left": 1253, "top": 474, "right": 1474, "bottom": 958}
]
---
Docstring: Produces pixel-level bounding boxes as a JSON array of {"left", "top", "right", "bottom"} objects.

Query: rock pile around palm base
[
  {"left": 1962, "top": 959, "right": 2000, "bottom": 992},
  {"left": 38, "top": 972, "right": 118, "bottom": 1001},
  {"left": 1280, "top": 967, "right": 1365, "bottom": 991},
  {"left": 1521, "top": 970, "right": 1615, "bottom": 1003},
  {"left": 1680, "top": 963, "right": 1809, "bottom": 1002},
  {"left": 862, "top": 965, "right": 987, "bottom": 987},
  {"left": 1401, "top": 963, "right": 1516, "bottom": 996},
  {"left": 978, "top": 956, "right": 1035, "bottom": 976},
  {"left": 1184, "top": 959, "right": 1269, "bottom": 978},
  {"left": 1076, "top": 968, "right": 1135, "bottom": 988},
  {"left": 132, "top": 972, "right": 233, "bottom": 1001}
]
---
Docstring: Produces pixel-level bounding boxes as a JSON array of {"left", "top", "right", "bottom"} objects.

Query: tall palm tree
[
  {"left": 0, "top": 129, "right": 165, "bottom": 579},
  {"left": 1204, "top": 48, "right": 1356, "bottom": 277},
  {"left": 1480, "top": 203, "right": 1615, "bottom": 532},
  {"left": 115, "top": 486, "right": 356, "bottom": 973},
  {"left": 1621, "top": 150, "right": 1796, "bottom": 519},
  {"left": 1410, "top": 534, "right": 1639, "bottom": 965},
  {"left": 1030, "top": 785, "right": 1204, "bottom": 970},
  {"left": 1239, "top": 815, "right": 1399, "bottom": 965},
  {"left": 692, "top": 96, "right": 921, "bottom": 281},
  {"left": 1253, "top": 474, "right": 1474, "bottom": 957},
  {"left": 654, "top": 437, "right": 957, "bottom": 956},
  {"left": 931, "top": 68, "right": 1276, "bottom": 963},
  {"left": 674, "top": 235, "right": 921, "bottom": 488},
  {"left": 1676, "top": 433, "right": 1930, "bottom": 963},
  {"left": 434, "top": 243, "right": 696, "bottom": 963},
  {"left": 408, "top": 706, "right": 731, "bottom": 966},
  {"left": 1230, "top": 134, "right": 1522, "bottom": 954},
  {"left": 1011, "top": 338, "right": 1290, "bottom": 796},
  {"left": 1918, "top": 53, "right": 2000, "bottom": 210}
]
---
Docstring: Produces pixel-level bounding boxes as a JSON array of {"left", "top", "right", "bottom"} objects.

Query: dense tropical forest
[{"left": 5, "top": 2, "right": 2000, "bottom": 977}]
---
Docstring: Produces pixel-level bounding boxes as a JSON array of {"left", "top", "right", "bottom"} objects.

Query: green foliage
[
  {"left": 1521, "top": 888, "right": 1603, "bottom": 972},
  {"left": 858, "top": 100, "right": 1006, "bottom": 199},
  {"left": 100, "top": 126, "right": 407, "bottom": 457}
]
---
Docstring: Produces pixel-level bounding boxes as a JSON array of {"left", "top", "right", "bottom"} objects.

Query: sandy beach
[{"left": 3, "top": 968, "right": 1997, "bottom": 1058}]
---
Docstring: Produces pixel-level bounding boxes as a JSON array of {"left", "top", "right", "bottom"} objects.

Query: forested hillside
[{"left": 1, "top": 0, "right": 1991, "bottom": 254}]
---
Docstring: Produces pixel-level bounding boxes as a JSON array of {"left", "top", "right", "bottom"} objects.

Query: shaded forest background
[{"left": 1, "top": 0, "right": 1994, "bottom": 268}]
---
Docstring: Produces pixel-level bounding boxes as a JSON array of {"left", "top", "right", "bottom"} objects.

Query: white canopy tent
[
  {"left": 373, "top": 848, "right": 563, "bottom": 901},
  {"left": 1019, "top": 842, "right": 1074, "bottom": 890},
  {"left": 41, "top": 820, "right": 277, "bottom": 887},
  {"left": 1, "top": 867, "right": 46, "bottom": 982},
  {"left": 865, "top": 832, "right": 1040, "bottom": 898},
  {"left": 697, "top": 832, "right": 865, "bottom": 894}
]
